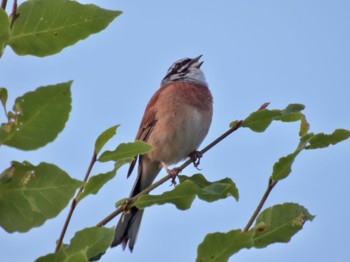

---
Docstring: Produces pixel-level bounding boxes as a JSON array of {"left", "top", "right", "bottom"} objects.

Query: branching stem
[
  {"left": 55, "top": 151, "right": 97, "bottom": 252},
  {"left": 243, "top": 177, "right": 278, "bottom": 232},
  {"left": 10, "top": 0, "right": 19, "bottom": 28}
]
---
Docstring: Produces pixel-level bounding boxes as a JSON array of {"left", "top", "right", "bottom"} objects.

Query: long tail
[
  {"left": 111, "top": 206, "right": 143, "bottom": 251},
  {"left": 111, "top": 156, "right": 161, "bottom": 251},
  {"left": 111, "top": 172, "right": 144, "bottom": 252}
]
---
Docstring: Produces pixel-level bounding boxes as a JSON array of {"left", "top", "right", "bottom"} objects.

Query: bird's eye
[{"left": 166, "top": 58, "right": 192, "bottom": 76}]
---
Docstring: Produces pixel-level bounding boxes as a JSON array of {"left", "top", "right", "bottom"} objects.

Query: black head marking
[
  {"left": 164, "top": 58, "right": 192, "bottom": 79},
  {"left": 163, "top": 55, "right": 204, "bottom": 81}
]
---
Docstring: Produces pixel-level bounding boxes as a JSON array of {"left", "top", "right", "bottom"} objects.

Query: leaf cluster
[{"left": 197, "top": 203, "right": 314, "bottom": 262}]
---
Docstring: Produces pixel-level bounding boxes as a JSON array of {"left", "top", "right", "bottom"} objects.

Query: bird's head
[{"left": 161, "top": 55, "right": 207, "bottom": 87}]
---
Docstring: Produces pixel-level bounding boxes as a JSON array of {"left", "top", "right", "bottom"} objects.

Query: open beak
[{"left": 190, "top": 54, "right": 204, "bottom": 68}]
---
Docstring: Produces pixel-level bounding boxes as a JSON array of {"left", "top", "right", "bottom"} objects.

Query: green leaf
[
  {"left": 242, "top": 109, "right": 281, "bottom": 132},
  {"left": 299, "top": 133, "right": 315, "bottom": 147},
  {"left": 0, "top": 81, "right": 72, "bottom": 150},
  {"left": 276, "top": 112, "right": 303, "bottom": 122},
  {"left": 243, "top": 104, "right": 305, "bottom": 132},
  {"left": 77, "top": 160, "right": 128, "bottom": 202},
  {"left": 0, "top": 87, "right": 8, "bottom": 112},
  {"left": 0, "top": 161, "right": 81, "bottom": 232},
  {"left": 66, "top": 227, "right": 114, "bottom": 259},
  {"left": 98, "top": 141, "right": 153, "bottom": 162},
  {"left": 179, "top": 174, "right": 239, "bottom": 202},
  {"left": 64, "top": 252, "right": 88, "bottom": 262},
  {"left": 0, "top": 165, "right": 15, "bottom": 184},
  {"left": 94, "top": 125, "right": 119, "bottom": 154},
  {"left": 135, "top": 180, "right": 196, "bottom": 210},
  {"left": 196, "top": 230, "right": 253, "bottom": 262},
  {"left": 9, "top": 0, "right": 122, "bottom": 56},
  {"left": 252, "top": 203, "right": 314, "bottom": 248},
  {"left": 299, "top": 114, "right": 309, "bottom": 137},
  {"left": 272, "top": 133, "right": 314, "bottom": 181},
  {"left": 305, "top": 129, "right": 350, "bottom": 149},
  {"left": 134, "top": 174, "right": 238, "bottom": 210},
  {"left": 78, "top": 168, "right": 117, "bottom": 202},
  {"left": 272, "top": 152, "right": 297, "bottom": 181},
  {"left": 0, "top": 9, "right": 10, "bottom": 54},
  {"left": 36, "top": 227, "right": 114, "bottom": 262},
  {"left": 36, "top": 252, "right": 66, "bottom": 262},
  {"left": 282, "top": 103, "right": 305, "bottom": 114}
]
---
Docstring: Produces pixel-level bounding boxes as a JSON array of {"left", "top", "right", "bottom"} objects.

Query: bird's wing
[{"left": 127, "top": 94, "right": 160, "bottom": 178}]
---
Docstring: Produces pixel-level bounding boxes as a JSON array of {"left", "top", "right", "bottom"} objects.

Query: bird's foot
[
  {"left": 161, "top": 161, "right": 180, "bottom": 186},
  {"left": 189, "top": 150, "right": 203, "bottom": 170}
]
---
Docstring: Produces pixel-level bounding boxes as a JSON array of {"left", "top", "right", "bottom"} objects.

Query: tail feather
[
  {"left": 112, "top": 207, "right": 144, "bottom": 251},
  {"left": 112, "top": 156, "right": 161, "bottom": 251}
]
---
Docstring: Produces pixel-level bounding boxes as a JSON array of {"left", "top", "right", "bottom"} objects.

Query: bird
[{"left": 111, "top": 55, "right": 213, "bottom": 251}]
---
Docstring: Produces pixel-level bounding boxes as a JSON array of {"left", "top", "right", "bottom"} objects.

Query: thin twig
[
  {"left": 241, "top": 101, "right": 272, "bottom": 231},
  {"left": 96, "top": 172, "right": 174, "bottom": 227},
  {"left": 55, "top": 151, "right": 97, "bottom": 252},
  {"left": 10, "top": 0, "right": 19, "bottom": 28},
  {"left": 258, "top": 102, "right": 270, "bottom": 110},
  {"left": 1, "top": 0, "right": 8, "bottom": 10},
  {"left": 95, "top": 103, "right": 270, "bottom": 227},
  {"left": 243, "top": 177, "right": 278, "bottom": 232},
  {"left": 200, "top": 120, "right": 243, "bottom": 156}
]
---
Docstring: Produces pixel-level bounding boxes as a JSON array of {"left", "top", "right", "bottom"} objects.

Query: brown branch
[
  {"left": 96, "top": 102, "right": 270, "bottom": 227},
  {"left": 55, "top": 150, "right": 97, "bottom": 252},
  {"left": 1, "top": 0, "right": 8, "bottom": 10},
  {"left": 243, "top": 177, "right": 278, "bottom": 232},
  {"left": 96, "top": 172, "right": 176, "bottom": 227},
  {"left": 258, "top": 102, "right": 270, "bottom": 110},
  {"left": 240, "top": 101, "right": 273, "bottom": 232},
  {"left": 10, "top": 0, "right": 19, "bottom": 28}
]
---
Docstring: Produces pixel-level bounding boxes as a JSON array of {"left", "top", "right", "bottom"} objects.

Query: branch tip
[{"left": 258, "top": 102, "right": 270, "bottom": 110}]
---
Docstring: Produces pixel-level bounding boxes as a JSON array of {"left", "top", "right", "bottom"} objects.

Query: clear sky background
[{"left": 1, "top": 0, "right": 349, "bottom": 261}]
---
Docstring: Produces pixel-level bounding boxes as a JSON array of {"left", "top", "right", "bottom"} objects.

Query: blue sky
[{"left": 1, "top": 0, "right": 349, "bottom": 261}]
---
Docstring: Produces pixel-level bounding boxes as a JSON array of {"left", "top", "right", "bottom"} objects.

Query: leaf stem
[
  {"left": 55, "top": 150, "right": 97, "bottom": 252},
  {"left": 96, "top": 102, "right": 270, "bottom": 227},
  {"left": 243, "top": 177, "right": 278, "bottom": 232}
]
